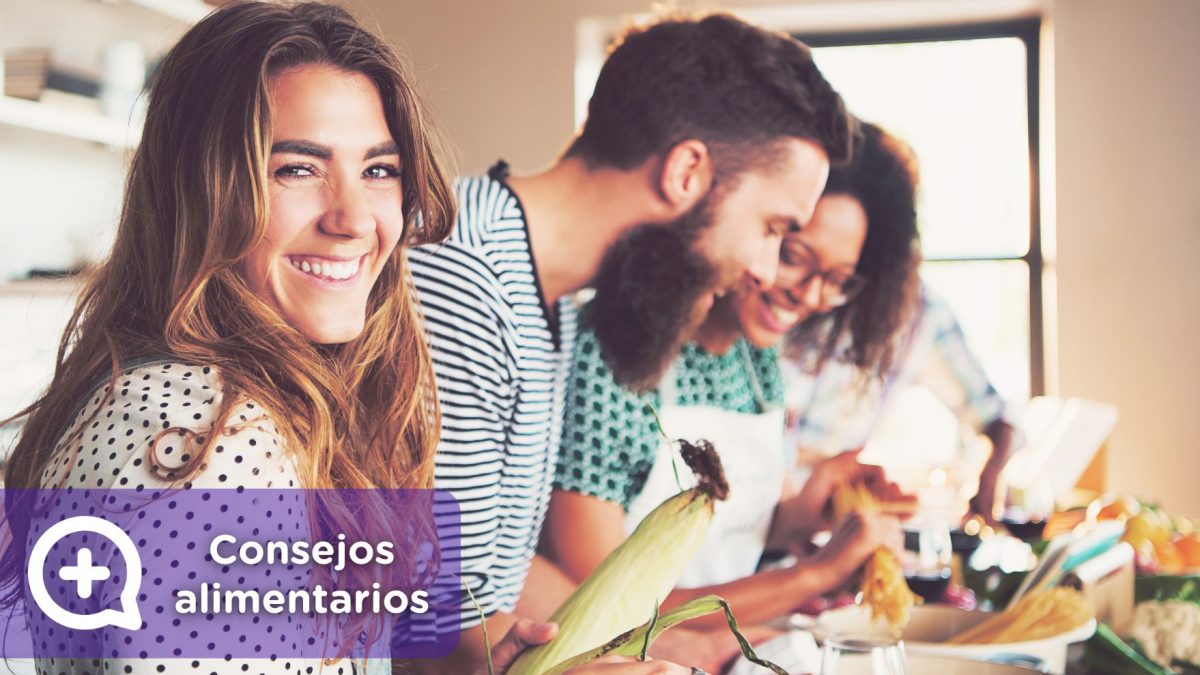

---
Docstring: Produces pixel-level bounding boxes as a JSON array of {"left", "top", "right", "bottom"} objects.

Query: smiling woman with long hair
[
  {"left": 2, "top": 1, "right": 454, "bottom": 498},
  {"left": 0, "top": 2, "right": 454, "bottom": 672},
  {"left": 0, "top": 4, "right": 698, "bottom": 674}
]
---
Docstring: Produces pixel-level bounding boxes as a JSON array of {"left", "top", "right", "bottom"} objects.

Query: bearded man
[{"left": 405, "top": 11, "right": 854, "bottom": 673}]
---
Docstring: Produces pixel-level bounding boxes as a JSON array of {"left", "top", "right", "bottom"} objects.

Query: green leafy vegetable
[{"left": 1135, "top": 574, "right": 1200, "bottom": 605}]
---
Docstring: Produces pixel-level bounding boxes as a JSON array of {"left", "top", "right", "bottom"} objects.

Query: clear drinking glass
[
  {"left": 902, "top": 520, "right": 954, "bottom": 602},
  {"left": 819, "top": 636, "right": 909, "bottom": 675},
  {"left": 1001, "top": 473, "right": 1055, "bottom": 542}
]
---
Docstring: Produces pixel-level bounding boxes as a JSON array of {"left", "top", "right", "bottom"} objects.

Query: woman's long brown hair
[{"left": 0, "top": 1, "right": 455, "bottom": 655}]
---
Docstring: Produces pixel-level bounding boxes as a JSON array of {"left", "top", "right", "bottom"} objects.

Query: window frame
[{"left": 795, "top": 18, "right": 1045, "bottom": 396}]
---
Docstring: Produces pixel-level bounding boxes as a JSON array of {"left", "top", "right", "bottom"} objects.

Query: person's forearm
[
  {"left": 971, "top": 419, "right": 1017, "bottom": 522},
  {"left": 765, "top": 490, "right": 824, "bottom": 552},
  {"left": 765, "top": 472, "right": 808, "bottom": 551},
  {"left": 660, "top": 561, "right": 838, "bottom": 630},
  {"left": 515, "top": 554, "right": 578, "bottom": 621},
  {"left": 765, "top": 500, "right": 800, "bottom": 552},
  {"left": 979, "top": 419, "right": 1017, "bottom": 495},
  {"left": 982, "top": 419, "right": 1016, "bottom": 472},
  {"left": 541, "top": 489, "right": 628, "bottom": 584}
]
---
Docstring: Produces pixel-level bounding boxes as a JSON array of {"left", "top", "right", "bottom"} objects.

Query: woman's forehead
[{"left": 783, "top": 196, "right": 867, "bottom": 264}]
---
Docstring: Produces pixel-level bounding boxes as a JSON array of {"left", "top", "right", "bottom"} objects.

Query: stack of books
[
  {"left": 4, "top": 49, "right": 102, "bottom": 113},
  {"left": 4, "top": 49, "right": 52, "bottom": 100}
]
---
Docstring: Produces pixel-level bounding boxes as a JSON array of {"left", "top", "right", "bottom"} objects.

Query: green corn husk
[
  {"left": 507, "top": 440, "right": 729, "bottom": 675},
  {"left": 544, "top": 595, "right": 788, "bottom": 675}
]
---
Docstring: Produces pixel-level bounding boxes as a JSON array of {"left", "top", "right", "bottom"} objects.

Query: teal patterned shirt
[{"left": 554, "top": 326, "right": 784, "bottom": 510}]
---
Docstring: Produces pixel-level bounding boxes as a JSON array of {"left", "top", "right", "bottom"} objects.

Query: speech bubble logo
[{"left": 28, "top": 515, "right": 143, "bottom": 631}]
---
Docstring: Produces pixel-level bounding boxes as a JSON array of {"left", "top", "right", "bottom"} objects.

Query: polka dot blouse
[
  {"left": 554, "top": 327, "right": 784, "bottom": 510},
  {"left": 26, "top": 361, "right": 368, "bottom": 675}
]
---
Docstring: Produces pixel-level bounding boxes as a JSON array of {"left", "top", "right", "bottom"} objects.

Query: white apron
[{"left": 624, "top": 342, "right": 786, "bottom": 587}]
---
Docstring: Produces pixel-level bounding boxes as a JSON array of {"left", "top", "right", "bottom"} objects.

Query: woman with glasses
[{"left": 543, "top": 123, "right": 923, "bottom": 635}]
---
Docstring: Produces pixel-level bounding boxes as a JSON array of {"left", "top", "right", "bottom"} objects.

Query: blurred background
[{"left": 0, "top": 0, "right": 1196, "bottom": 514}]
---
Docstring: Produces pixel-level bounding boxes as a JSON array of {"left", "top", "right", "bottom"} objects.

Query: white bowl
[
  {"left": 831, "top": 653, "right": 1048, "bottom": 675},
  {"left": 814, "top": 604, "right": 1096, "bottom": 674}
]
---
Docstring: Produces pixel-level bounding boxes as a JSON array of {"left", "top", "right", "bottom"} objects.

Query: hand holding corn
[
  {"left": 507, "top": 440, "right": 787, "bottom": 675},
  {"left": 481, "top": 620, "right": 558, "bottom": 675}
]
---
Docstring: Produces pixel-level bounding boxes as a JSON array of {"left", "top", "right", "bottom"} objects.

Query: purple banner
[{"left": 0, "top": 488, "right": 461, "bottom": 660}]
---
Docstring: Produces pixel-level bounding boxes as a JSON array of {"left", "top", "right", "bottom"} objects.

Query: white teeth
[
  {"left": 288, "top": 257, "right": 360, "bottom": 281},
  {"left": 770, "top": 305, "right": 799, "bottom": 325}
]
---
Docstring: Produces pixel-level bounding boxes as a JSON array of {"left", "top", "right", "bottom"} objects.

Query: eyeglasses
[{"left": 778, "top": 243, "right": 867, "bottom": 308}]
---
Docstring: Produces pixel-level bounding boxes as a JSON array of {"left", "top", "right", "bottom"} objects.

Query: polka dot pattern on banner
[{"left": 26, "top": 362, "right": 369, "bottom": 675}]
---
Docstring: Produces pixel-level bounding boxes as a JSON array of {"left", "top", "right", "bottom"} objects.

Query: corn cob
[
  {"left": 834, "top": 482, "right": 918, "bottom": 634},
  {"left": 507, "top": 440, "right": 729, "bottom": 675}
]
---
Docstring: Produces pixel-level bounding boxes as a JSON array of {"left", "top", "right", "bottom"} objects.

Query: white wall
[
  {"left": 346, "top": 0, "right": 1200, "bottom": 515},
  {"left": 0, "top": 0, "right": 191, "bottom": 431},
  {"left": 4, "top": 0, "right": 1195, "bottom": 513},
  {"left": 1052, "top": 0, "right": 1200, "bottom": 515},
  {"left": 0, "top": 130, "right": 124, "bottom": 280}
]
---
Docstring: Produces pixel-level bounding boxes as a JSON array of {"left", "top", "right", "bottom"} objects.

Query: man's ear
[{"left": 658, "top": 139, "right": 714, "bottom": 214}]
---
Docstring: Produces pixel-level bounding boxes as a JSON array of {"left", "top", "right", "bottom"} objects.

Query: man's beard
[{"left": 586, "top": 197, "right": 718, "bottom": 391}]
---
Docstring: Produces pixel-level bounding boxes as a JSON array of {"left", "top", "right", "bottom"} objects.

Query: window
[{"left": 800, "top": 20, "right": 1044, "bottom": 399}]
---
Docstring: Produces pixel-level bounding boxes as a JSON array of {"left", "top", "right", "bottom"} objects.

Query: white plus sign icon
[
  {"left": 58, "top": 548, "right": 111, "bottom": 599},
  {"left": 28, "top": 515, "right": 143, "bottom": 631}
]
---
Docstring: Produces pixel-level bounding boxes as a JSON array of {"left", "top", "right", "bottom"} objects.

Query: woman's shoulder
[
  {"left": 84, "top": 360, "right": 240, "bottom": 439},
  {"left": 41, "top": 360, "right": 297, "bottom": 491},
  {"left": 565, "top": 326, "right": 651, "bottom": 411}
]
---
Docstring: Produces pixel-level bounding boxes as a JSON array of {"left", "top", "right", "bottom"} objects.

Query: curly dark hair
[
  {"left": 785, "top": 122, "right": 923, "bottom": 378},
  {"left": 565, "top": 11, "right": 855, "bottom": 177}
]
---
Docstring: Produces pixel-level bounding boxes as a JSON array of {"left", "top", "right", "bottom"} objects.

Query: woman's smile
[
  {"left": 754, "top": 291, "right": 803, "bottom": 335},
  {"left": 284, "top": 253, "right": 368, "bottom": 284}
]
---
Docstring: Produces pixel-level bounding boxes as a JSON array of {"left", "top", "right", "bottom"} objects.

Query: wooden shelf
[
  {"left": 0, "top": 0, "right": 215, "bottom": 146},
  {"left": 0, "top": 96, "right": 141, "bottom": 147},
  {"left": 0, "top": 277, "right": 84, "bottom": 297}
]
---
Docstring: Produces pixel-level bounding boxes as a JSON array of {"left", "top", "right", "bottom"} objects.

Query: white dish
[
  {"left": 830, "top": 653, "right": 1047, "bottom": 674},
  {"left": 812, "top": 604, "right": 1095, "bottom": 674}
]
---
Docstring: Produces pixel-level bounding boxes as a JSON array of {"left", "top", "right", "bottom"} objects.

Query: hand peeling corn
[{"left": 506, "top": 440, "right": 729, "bottom": 675}]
